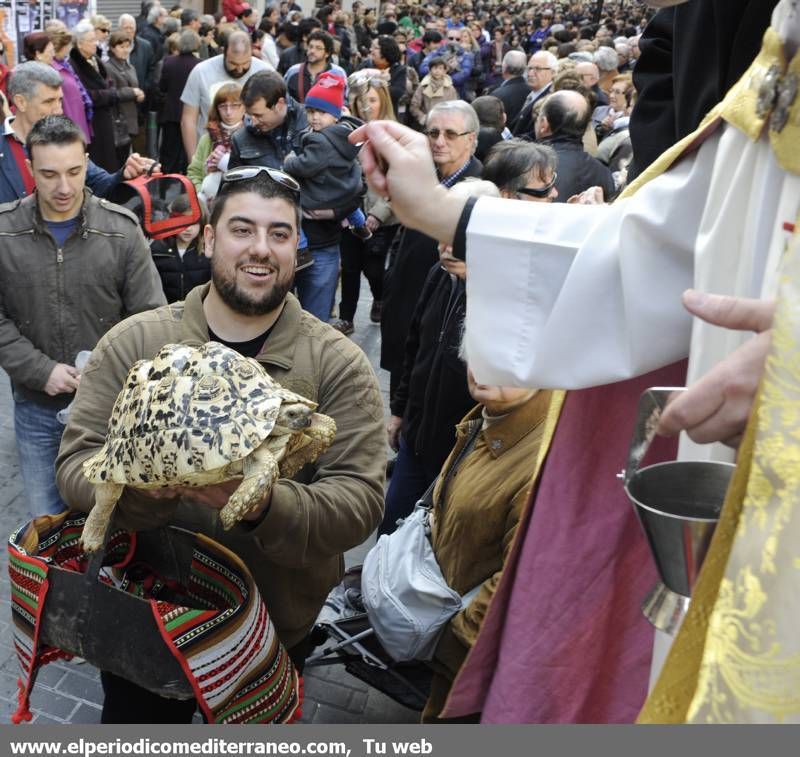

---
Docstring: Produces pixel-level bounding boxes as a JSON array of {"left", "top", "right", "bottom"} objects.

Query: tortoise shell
[{"left": 83, "top": 342, "right": 316, "bottom": 486}]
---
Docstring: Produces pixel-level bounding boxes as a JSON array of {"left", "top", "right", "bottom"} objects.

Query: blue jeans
[
  {"left": 295, "top": 244, "right": 340, "bottom": 321},
  {"left": 13, "top": 393, "right": 68, "bottom": 518},
  {"left": 379, "top": 435, "right": 437, "bottom": 536}
]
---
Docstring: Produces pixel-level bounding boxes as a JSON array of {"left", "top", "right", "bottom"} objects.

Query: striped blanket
[{"left": 8, "top": 512, "right": 302, "bottom": 724}]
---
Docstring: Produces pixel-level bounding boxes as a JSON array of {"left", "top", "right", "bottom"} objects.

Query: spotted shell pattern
[{"left": 83, "top": 342, "right": 317, "bottom": 487}]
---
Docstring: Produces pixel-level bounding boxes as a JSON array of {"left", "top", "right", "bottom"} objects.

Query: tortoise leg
[
  {"left": 219, "top": 444, "right": 279, "bottom": 530},
  {"left": 81, "top": 482, "right": 125, "bottom": 553}
]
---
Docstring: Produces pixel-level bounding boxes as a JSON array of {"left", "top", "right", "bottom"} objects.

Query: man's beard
[
  {"left": 225, "top": 62, "right": 250, "bottom": 79},
  {"left": 211, "top": 256, "right": 295, "bottom": 316}
]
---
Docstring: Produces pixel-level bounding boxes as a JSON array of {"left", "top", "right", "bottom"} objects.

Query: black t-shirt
[{"left": 208, "top": 324, "right": 275, "bottom": 358}]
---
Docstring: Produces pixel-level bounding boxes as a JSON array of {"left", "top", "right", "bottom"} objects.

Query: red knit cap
[{"left": 304, "top": 72, "right": 345, "bottom": 119}]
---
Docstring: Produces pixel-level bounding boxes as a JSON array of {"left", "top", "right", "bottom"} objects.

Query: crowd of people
[{"left": 1, "top": 0, "right": 795, "bottom": 728}]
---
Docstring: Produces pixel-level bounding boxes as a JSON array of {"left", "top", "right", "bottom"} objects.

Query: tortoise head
[{"left": 276, "top": 402, "right": 313, "bottom": 431}]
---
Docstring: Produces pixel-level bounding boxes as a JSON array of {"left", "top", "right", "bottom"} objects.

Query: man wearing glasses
[
  {"left": 56, "top": 166, "right": 386, "bottom": 722},
  {"left": 512, "top": 50, "right": 558, "bottom": 137},
  {"left": 381, "top": 101, "right": 482, "bottom": 527}
]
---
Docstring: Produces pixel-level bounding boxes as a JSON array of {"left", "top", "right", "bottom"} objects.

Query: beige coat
[
  {"left": 409, "top": 73, "right": 459, "bottom": 128},
  {"left": 56, "top": 286, "right": 386, "bottom": 649},
  {"left": 423, "top": 390, "right": 553, "bottom": 720}
]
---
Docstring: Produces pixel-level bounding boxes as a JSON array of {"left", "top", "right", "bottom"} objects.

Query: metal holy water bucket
[{"left": 620, "top": 388, "right": 735, "bottom": 633}]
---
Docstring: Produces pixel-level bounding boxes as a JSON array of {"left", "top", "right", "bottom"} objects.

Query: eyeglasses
[
  {"left": 529, "top": 66, "right": 554, "bottom": 73},
  {"left": 425, "top": 128, "right": 472, "bottom": 141},
  {"left": 219, "top": 166, "right": 301, "bottom": 199},
  {"left": 515, "top": 173, "right": 558, "bottom": 198},
  {"left": 218, "top": 101, "right": 244, "bottom": 110},
  {"left": 447, "top": 36, "right": 460, "bottom": 41}
]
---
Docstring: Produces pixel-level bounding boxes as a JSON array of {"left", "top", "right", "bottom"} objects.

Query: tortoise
[{"left": 80, "top": 342, "right": 337, "bottom": 552}]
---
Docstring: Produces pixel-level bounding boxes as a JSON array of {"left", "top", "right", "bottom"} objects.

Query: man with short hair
[
  {"left": 0, "top": 115, "right": 164, "bottom": 519},
  {"left": 512, "top": 50, "right": 557, "bottom": 136},
  {"left": 56, "top": 167, "right": 385, "bottom": 723},
  {"left": 0, "top": 62, "right": 157, "bottom": 204},
  {"left": 382, "top": 101, "right": 482, "bottom": 460},
  {"left": 575, "top": 60, "right": 609, "bottom": 106},
  {"left": 490, "top": 50, "right": 531, "bottom": 127},
  {"left": 119, "top": 14, "right": 156, "bottom": 100},
  {"left": 381, "top": 101, "right": 484, "bottom": 536},
  {"left": 278, "top": 16, "right": 322, "bottom": 74},
  {"left": 535, "top": 89, "right": 615, "bottom": 202},
  {"left": 180, "top": 30, "right": 271, "bottom": 159},
  {"left": 180, "top": 8, "right": 200, "bottom": 32},
  {"left": 140, "top": 3, "right": 167, "bottom": 62},
  {"left": 283, "top": 30, "right": 346, "bottom": 103}
]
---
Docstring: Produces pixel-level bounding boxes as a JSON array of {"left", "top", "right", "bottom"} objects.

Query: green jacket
[
  {"left": 0, "top": 191, "right": 166, "bottom": 408},
  {"left": 186, "top": 132, "right": 213, "bottom": 193},
  {"left": 56, "top": 286, "right": 386, "bottom": 648}
]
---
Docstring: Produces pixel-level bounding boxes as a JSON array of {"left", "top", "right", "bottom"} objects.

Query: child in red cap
[{"left": 283, "top": 71, "right": 371, "bottom": 240}]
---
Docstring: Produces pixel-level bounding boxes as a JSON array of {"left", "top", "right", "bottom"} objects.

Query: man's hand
[
  {"left": 386, "top": 414, "right": 403, "bottom": 452},
  {"left": 657, "top": 290, "right": 775, "bottom": 448},
  {"left": 133, "top": 87, "right": 145, "bottom": 103},
  {"left": 44, "top": 363, "right": 81, "bottom": 396},
  {"left": 134, "top": 480, "right": 273, "bottom": 522},
  {"left": 365, "top": 214, "right": 381, "bottom": 232},
  {"left": 123, "top": 153, "right": 159, "bottom": 179},
  {"left": 349, "top": 120, "right": 465, "bottom": 245}
]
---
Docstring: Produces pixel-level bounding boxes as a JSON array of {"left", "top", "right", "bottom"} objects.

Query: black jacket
[
  {"left": 539, "top": 135, "right": 616, "bottom": 202},
  {"left": 283, "top": 117, "right": 363, "bottom": 210},
  {"left": 158, "top": 52, "right": 201, "bottom": 123},
  {"left": 381, "top": 157, "right": 482, "bottom": 378},
  {"left": 490, "top": 76, "right": 532, "bottom": 128},
  {"left": 150, "top": 236, "right": 210, "bottom": 304},
  {"left": 390, "top": 264, "right": 473, "bottom": 474},
  {"left": 512, "top": 83, "right": 552, "bottom": 137},
  {"left": 140, "top": 23, "right": 165, "bottom": 62},
  {"left": 69, "top": 48, "right": 120, "bottom": 172},
  {"left": 628, "top": 0, "right": 776, "bottom": 181}
]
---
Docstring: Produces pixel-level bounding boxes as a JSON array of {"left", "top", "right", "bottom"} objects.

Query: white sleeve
[
  {"left": 180, "top": 67, "right": 201, "bottom": 108},
  {"left": 465, "top": 138, "right": 718, "bottom": 389}
]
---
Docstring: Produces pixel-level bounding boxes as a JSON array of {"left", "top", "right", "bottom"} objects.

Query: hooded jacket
[{"left": 283, "top": 116, "right": 364, "bottom": 210}]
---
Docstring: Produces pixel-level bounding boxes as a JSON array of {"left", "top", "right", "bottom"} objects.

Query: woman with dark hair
[
  {"left": 105, "top": 30, "right": 145, "bottom": 166},
  {"left": 48, "top": 29, "right": 92, "bottom": 142},
  {"left": 365, "top": 35, "right": 407, "bottom": 116},
  {"left": 69, "top": 21, "right": 121, "bottom": 171},
  {"left": 23, "top": 32, "right": 55, "bottom": 65}
]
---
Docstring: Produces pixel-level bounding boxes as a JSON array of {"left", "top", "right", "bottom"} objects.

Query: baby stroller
[{"left": 305, "top": 567, "right": 433, "bottom": 712}]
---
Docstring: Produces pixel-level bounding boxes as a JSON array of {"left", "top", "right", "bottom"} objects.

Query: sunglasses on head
[
  {"left": 516, "top": 172, "right": 558, "bottom": 198},
  {"left": 219, "top": 166, "right": 301, "bottom": 199}
]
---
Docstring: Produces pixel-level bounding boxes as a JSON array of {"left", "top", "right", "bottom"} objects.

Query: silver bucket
[{"left": 621, "top": 388, "right": 734, "bottom": 632}]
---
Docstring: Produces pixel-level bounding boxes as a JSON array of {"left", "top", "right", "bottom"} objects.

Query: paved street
[{"left": 0, "top": 283, "right": 419, "bottom": 725}]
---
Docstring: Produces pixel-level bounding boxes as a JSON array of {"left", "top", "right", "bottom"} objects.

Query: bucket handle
[{"left": 622, "top": 387, "right": 686, "bottom": 487}]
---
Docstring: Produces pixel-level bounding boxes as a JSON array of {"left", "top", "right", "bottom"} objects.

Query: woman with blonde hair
[
  {"left": 186, "top": 82, "right": 245, "bottom": 206},
  {"left": 330, "top": 73, "right": 397, "bottom": 335}
]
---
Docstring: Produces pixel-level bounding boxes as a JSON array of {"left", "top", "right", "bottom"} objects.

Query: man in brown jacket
[
  {"left": 0, "top": 114, "right": 165, "bottom": 519},
  {"left": 56, "top": 166, "right": 386, "bottom": 723}
]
